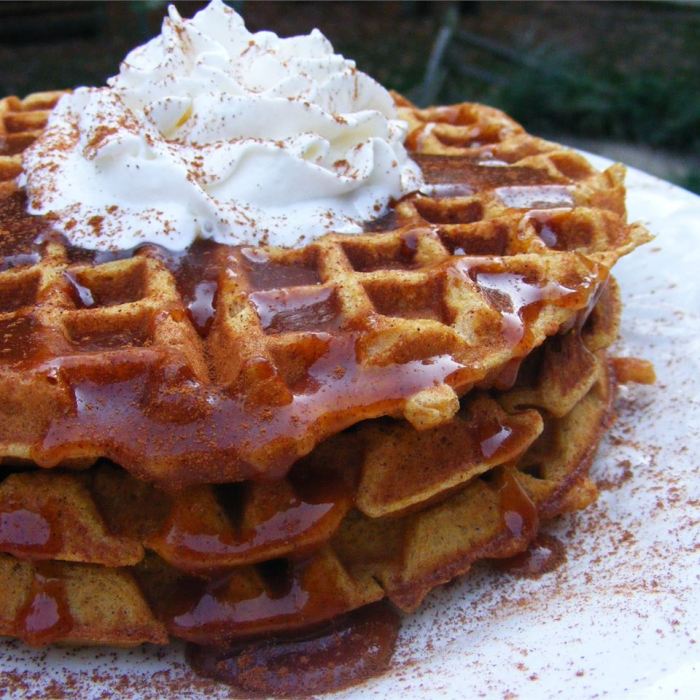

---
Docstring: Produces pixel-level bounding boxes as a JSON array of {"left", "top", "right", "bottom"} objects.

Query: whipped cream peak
[{"left": 21, "top": 0, "right": 423, "bottom": 250}]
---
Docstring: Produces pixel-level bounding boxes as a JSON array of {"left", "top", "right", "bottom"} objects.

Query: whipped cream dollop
[{"left": 21, "top": 0, "right": 423, "bottom": 250}]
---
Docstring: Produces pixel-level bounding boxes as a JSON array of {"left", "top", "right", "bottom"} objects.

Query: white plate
[{"left": 2, "top": 156, "right": 699, "bottom": 699}]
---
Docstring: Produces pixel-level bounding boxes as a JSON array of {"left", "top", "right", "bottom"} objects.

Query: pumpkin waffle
[
  {"left": 0, "top": 262, "right": 620, "bottom": 645},
  {"left": 0, "top": 87, "right": 653, "bottom": 653},
  {"left": 0, "top": 301, "right": 624, "bottom": 646},
  {"left": 0, "top": 92, "right": 648, "bottom": 489}
]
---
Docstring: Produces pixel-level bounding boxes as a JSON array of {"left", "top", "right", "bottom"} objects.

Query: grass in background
[
  {"left": 481, "top": 53, "right": 700, "bottom": 155},
  {"left": 407, "top": 2, "right": 700, "bottom": 193}
]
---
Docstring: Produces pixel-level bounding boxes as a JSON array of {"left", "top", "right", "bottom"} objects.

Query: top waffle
[{"left": 0, "top": 92, "right": 649, "bottom": 488}]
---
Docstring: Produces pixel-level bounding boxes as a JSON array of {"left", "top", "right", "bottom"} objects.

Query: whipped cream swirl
[{"left": 21, "top": 0, "right": 423, "bottom": 250}]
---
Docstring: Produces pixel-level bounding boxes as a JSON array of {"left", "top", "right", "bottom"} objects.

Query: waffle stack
[{"left": 0, "top": 91, "right": 650, "bottom": 648}]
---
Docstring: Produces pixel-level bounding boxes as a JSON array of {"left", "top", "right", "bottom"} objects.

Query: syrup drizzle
[
  {"left": 186, "top": 601, "right": 400, "bottom": 698},
  {"left": 0, "top": 505, "right": 61, "bottom": 558},
  {"left": 479, "top": 424, "right": 513, "bottom": 460},
  {"left": 15, "top": 562, "right": 73, "bottom": 646},
  {"left": 154, "top": 239, "right": 222, "bottom": 337},
  {"left": 495, "top": 185, "right": 574, "bottom": 210},
  {"left": 455, "top": 257, "right": 603, "bottom": 350},
  {"left": 64, "top": 271, "right": 95, "bottom": 307},
  {"left": 148, "top": 471, "right": 351, "bottom": 572},
  {"left": 170, "top": 562, "right": 309, "bottom": 641},
  {"left": 0, "top": 315, "right": 40, "bottom": 364},
  {"left": 0, "top": 192, "right": 49, "bottom": 264},
  {"left": 474, "top": 410, "right": 539, "bottom": 466},
  {"left": 411, "top": 154, "right": 563, "bottom": 189},
  {"left": 249, "top": 287, "right": 341, "bottom": 334},
  {"left": 39, "top": 338, "right": 469, "bottom": 486},
  {"left": 188, "top": 280, "right": 218, "bottom": 335},
  {"left": 240, "top": 248, "right": 321, "bottom": 290},
  {"left": 497, "top": 469, "right": 538, "bottom": 540},
  {"left": 165, "top": 553, "right": 376, "bottom": 643},
  {"left": 497, "top": 534, "right": 566, "bottom": 578}
]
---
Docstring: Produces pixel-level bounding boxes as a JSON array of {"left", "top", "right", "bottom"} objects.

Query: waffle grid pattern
[{"left": 0, "top": 92, "right": 648, "bottom": 485}]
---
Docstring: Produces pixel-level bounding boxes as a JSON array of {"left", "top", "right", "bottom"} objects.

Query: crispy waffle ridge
[
  {"left": 0, "top": 92, "right": 649, "bottom": 488},
  {"left": 0, "top": 290, "right": 619, "bottom": 646}
]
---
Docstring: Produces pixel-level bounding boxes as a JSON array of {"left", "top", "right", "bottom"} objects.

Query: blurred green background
[{"left": 1, "top": 1, "right": 698, "bottom": 192}]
